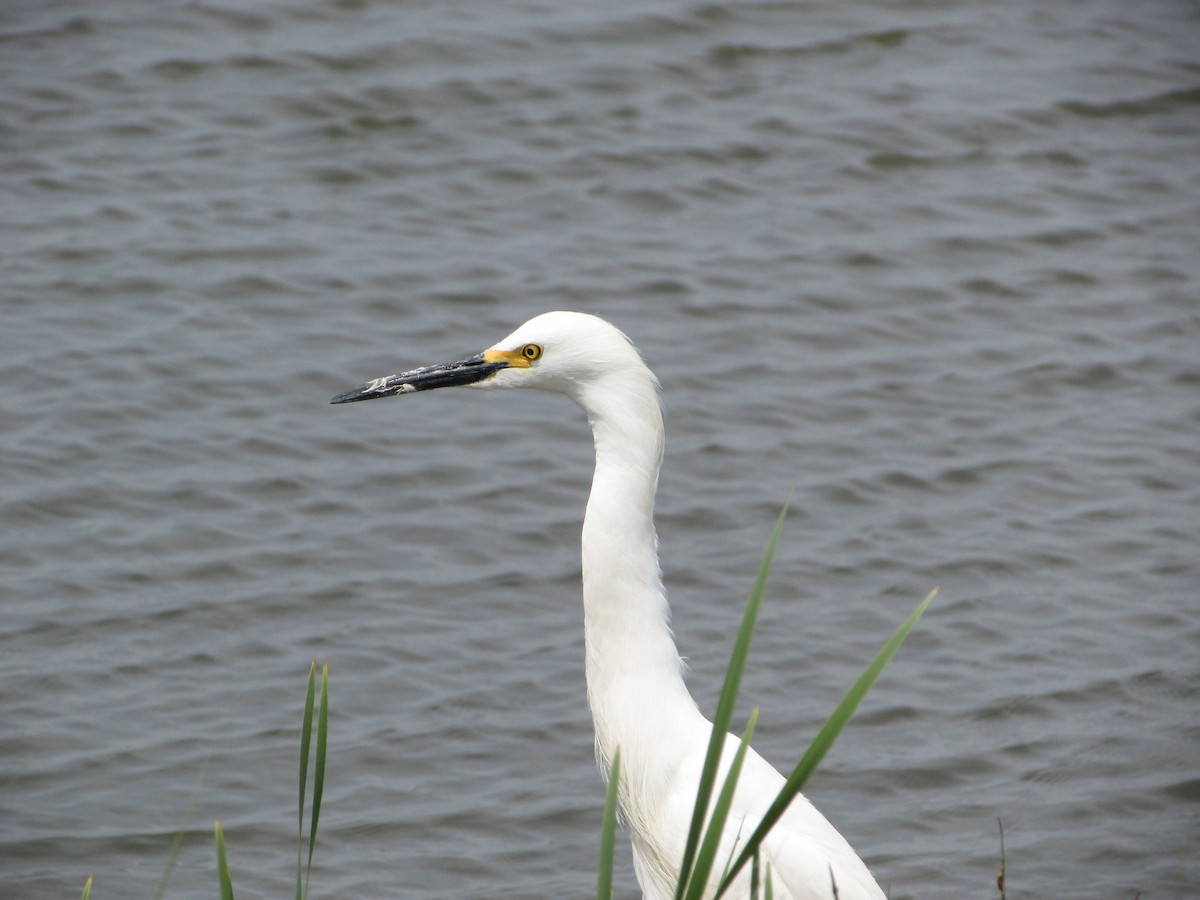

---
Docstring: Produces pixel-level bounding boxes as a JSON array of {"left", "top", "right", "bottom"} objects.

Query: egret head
[{"left": 330, "top": 311, "right": 653, "bottom": 407}]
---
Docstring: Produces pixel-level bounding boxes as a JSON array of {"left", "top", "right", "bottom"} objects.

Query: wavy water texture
[{"left": 1, "top": 1, "right": 1198, "bottom": 898}]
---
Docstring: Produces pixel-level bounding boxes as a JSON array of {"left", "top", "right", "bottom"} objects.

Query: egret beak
[{"left": 330, "top": 353, "right": 508, "bottom": 404}]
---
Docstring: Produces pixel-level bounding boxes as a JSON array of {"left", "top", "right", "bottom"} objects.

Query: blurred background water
[{"left": 2, "top": 1, "right": 1198, "bottom": 897}]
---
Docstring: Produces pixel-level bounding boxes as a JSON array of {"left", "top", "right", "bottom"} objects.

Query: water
[{"left": 2, "top": 1, "right": 1198, "bottom": 897}]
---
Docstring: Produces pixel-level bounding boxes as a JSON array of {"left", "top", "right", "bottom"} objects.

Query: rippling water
[{"left": 3, "top": 1, "right": 1198, "bottom": 897}]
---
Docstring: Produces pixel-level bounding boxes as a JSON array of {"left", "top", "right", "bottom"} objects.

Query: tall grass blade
[
  {"left": 214, "top": 820, "right": 235, "bottom": 900},
  {"left": 80, "top": 875, "right": 93, "bottom": 900},
  {"left": 296, "top": 662, "right": 317, "bottom": 900},
  {"left": 304, "top": 662, "right": 329, "bottom": 899},
  {"left": 673, "top": 498, "right": 791, "bottom": 900},
  {"left": 717, "top": 587, "right": 938, "bottom": 894},
  {"left": 153, "top": 755, "right": 210, "bottom": 900},
  {"left": 683, "top": 709, "right": 760, "bottom": 900},
  {"left": 596, "top": 748, "right": 622, "bottom": 900}
]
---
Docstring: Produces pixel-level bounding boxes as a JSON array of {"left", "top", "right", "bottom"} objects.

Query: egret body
[{"left": 332, "top": 311, "right": 885, "bottom": 900}]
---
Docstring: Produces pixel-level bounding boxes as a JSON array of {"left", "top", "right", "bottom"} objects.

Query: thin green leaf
[
  {"left": 153, "top": 755, "right": 210, "bottom": 900},
  {"left": 684, "top": 710, "right": 759, "bottom": 900},
  {"left": 715, "top": 815, "right": 746, "bottom": 890},
  {"left": 296, "top": 662, "right": 317, "bottom": 900},
  {"left": 596, "top": 748, "right": 622, "bottom": 900},
  {"left": 304, "top": 663, "right": 329, "bottom": 900},
  {"left": 214, "top": 820, "right": 235, "bottom": 900},
  {"left": 80, "top": 875, "right": 93, "bottom": 900},
  {"left": 719, "top": 587, "right": 938, "bottom": 893},
  {"left": 750, "top": 851, "right": 759, "bottom": 899},
  {"left": 764, "top": 864, "right": 774, "bottom": 900},
  {"left": 154, "top": 828, "right": 189, "bottom": 898},
  {"left": 674, "top": 497, "right": 791, "bottom": 899}
]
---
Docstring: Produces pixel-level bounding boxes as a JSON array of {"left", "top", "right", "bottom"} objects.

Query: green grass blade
[
  {"left": 296, "top": 662, "right": 317, "bottom": 900},
  {"left": 674, "top": 498, "right": 791, "bottom": 900},
  {"left": 80, "top": 875, "right": 93, "bottom": 900},
  {"left": 719, "top": 587, "right": 938, "bottom": 893},
  {"left": 683, "top": 709, "right": 759, "bottom": 900},
  {"left": 595, "top": 748, "right": 622, "bottom": 900},
  {"left": 153, "top": 755, "right": 210, "bottom": 900},
  {"left": 214, "top": 820, "right": 235, "bottom": 900},
  {"left": 154, "top": 824, "right": 189, "bottom": 899},
  {"left": 304, "top": 663, "right": 329, "bottom": 899},
  {"left": 750, "top": 851, "right": 759, "bottom": 899}
]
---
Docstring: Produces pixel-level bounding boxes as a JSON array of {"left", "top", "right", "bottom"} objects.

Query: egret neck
[{"left": 575, "top": 368, "right": 703, "bottom": 780}]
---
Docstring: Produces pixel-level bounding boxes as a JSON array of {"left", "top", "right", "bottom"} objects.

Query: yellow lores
[{"left": 484, "top": 343, "right": 542, "bottom": 367}]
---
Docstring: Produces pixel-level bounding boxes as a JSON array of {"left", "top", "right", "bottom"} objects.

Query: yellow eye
[{"left": 520, "top": 343, "right": 543, "bottom": 361}]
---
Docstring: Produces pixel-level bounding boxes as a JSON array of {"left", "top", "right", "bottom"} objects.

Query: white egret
[{"left": 332, "top": 311, "right": 886, "bottom": 900}]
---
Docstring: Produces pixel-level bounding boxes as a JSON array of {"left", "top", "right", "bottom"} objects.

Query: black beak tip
[
  {"left": 330, "top": 384, "right": 402, "bottom": 404},
  {"left": 330, "top": 354, "right": 505, "bottom": 407}
]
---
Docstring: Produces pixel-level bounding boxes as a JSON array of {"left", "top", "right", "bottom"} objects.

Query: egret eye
[{"left": 520, "top": 343, "right": 543, "bottom": 361}]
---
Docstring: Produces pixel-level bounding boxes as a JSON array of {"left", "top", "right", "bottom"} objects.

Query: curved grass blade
[
  {"left": 80, "top": 875, "right": 93, "bottom": 900},
  {"left": 717, "top": 587, "right": 938, "bottom": 895},
  {"left": 673, "top": 497, "right": 791, "bottom": 900},
  {"left": 214, "top": 820, "right": 235, "bottom": 900},
  {"left": 296, "top": 662, "right": 317, "bottom": 900},
  {"left": 304, "top": 663, "right": 329, "bottom": 899},
  {"left": 682, "top": 708, "right": 759, "bottom": 900},
  {"left": 596, "top": 748, "right": 622, "bottom": 900}
]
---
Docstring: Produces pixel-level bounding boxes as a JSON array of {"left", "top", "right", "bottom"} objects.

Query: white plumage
[{"left": 333, "top": 311, "right": 886, "bottom": 900}]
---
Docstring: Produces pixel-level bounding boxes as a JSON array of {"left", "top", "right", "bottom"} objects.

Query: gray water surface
[{"left": 2, "top": 2, "right": 1198, "bottom": 897}]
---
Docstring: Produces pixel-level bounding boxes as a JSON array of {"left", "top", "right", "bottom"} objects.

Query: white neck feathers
[{"left": 575, "top": 367, "right": 701, "bottom": 776}]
